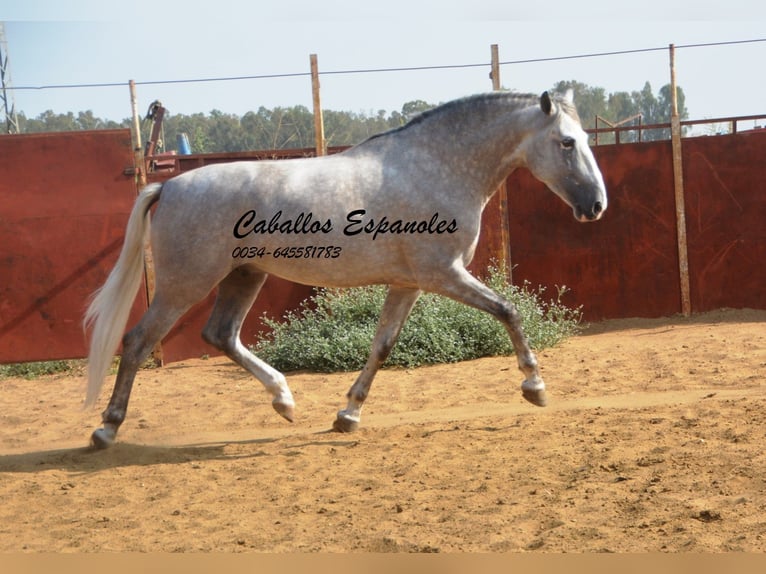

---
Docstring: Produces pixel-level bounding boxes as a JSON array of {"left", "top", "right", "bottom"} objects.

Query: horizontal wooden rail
[{"left": 588, "top": 114, "right": 766, "bottom": 144}]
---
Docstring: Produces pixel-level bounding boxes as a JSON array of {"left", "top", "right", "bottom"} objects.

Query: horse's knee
[{"left": 499, "top": 301, "right": 522, "bottom": 327}]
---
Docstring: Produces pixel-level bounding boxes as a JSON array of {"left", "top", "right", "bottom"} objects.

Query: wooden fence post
[
  {"left": 310, "top": 54, "right": 326, "bottom": 157},
  {"left": 490, "top": 44, "right": 513, "bottom": 283},
  {"left": 129, "top": 80, "right": 162, "bottom": 364},
  {"left": 669, "top": 44, "right": 692, "bottom": 316}
]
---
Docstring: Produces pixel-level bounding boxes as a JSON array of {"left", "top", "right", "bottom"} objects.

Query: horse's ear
[
  {"left": 563, "top": 88, "right": 574, "bottom": 104},
  {"left": 540, "top": 91, "right": 553, "bottom": 115}
]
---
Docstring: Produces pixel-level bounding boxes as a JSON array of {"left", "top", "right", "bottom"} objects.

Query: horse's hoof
[
  {"left": 522, "top": 387, "right": 548, "bottom": 407},
  {"left": 90, "top": 427, "right": 116, "bottom": 450},
  {"left": 273, "top": 400, "right": 295, "bottom": 422},
  {"left": 332, "top": 412, "right": 359, "bottom": 433}
]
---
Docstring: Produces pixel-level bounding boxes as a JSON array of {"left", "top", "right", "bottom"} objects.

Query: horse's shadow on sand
[{"left": 0, "top": 431, "right": 357, "bottom": 474}]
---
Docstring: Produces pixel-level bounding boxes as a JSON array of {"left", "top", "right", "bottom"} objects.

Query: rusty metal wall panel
[
  {"left": 683, "top": 130, "right": 766, "bottom": 312},
  {"left": 3, "top": 129, "right": 763, "bottom": 365},
  {"left": 468, "top": 191, "right": 507, "bottom": 277},
  {"left": 0, "top": 130, "right": 145, "bottom": 362},
  {"left": 506, "top": 142, "right": 682, "bottom": 321}
]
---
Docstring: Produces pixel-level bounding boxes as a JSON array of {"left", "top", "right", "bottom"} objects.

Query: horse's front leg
[
  {"left": 333, "top": 286, "right": 421, "bottom": 432},
  {"left": 428, "top": 267, "right": 547, "bottom": 407}
]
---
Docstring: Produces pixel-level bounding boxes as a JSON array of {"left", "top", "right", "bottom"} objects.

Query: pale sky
[{"left": 2, "top": 1, "right": 765, "bottom": 126}]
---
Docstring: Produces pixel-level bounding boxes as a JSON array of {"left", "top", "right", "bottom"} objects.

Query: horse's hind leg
[
  {"left": 333, "top": 286, "right": 421, "bottom": 432},
  {"left": 201, "top": 266, "right": 295, "bottom": 422},
  {"left": 91, "top": 296, "right": 193, "bottom": 449},
  {"left": 428, "top": 267, "right": 547, "bottom": 407}
]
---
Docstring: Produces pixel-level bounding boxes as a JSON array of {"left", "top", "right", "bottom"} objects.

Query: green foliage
[
  {"left": 16, "top": 110, "right": 123, "bottom": 132},
  {"left": 553, "top": 79, "right": 689, "bottom": 143},
  {"left": 252, "top": 265, "right": 582, "bottom": 373},
  {"left": 0, "top": 360, "right": 84, "bottom": 380},
  {"left": 15, "top": 78, "right": 688, "bottom": 150},
  {"left": 0, "top": 356, "right": 157, "bottom": 381},
  {"left": 15, "top": 102, "right": 417, "bottom": 152}
]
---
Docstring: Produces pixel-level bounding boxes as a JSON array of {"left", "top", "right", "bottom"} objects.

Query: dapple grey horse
[{"left": 84, "top": 90, "right": 607, "bottom": 448}]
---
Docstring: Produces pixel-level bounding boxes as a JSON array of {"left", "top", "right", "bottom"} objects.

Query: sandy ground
[{"left": 1, "top": 308, "right": 765, "bottom": 553}]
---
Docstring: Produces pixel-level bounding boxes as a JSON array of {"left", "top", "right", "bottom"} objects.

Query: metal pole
[
  {"left": 310, "top": 54, "right": 326, "bottom": 156},
  {"left": 669, "top": 44, "right": 691, "bottom": 316},
  {"left": 490, "top": 44, "right": 512, "bottom": 283}
]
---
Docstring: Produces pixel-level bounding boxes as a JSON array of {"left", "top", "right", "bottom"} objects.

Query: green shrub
[
  {"left": 0, "top": 359, "right": 84, "bottom": 380},
  {"left": 253, "top": 265, "right": 582, "bottom": 373}
]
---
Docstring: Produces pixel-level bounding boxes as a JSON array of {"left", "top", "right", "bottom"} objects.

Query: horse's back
[{"left": 148, "top": 146, "right": 481, "bottom": 289}]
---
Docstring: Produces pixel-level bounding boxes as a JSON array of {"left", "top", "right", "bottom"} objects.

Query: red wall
[
  {"left": 506, "top": 141, "right": 682, "bottom": 320},
  {"left": 683, "top": 131, "right": 766, "bottom": 312},
  {"left": 1, "top": 128, "right": 764, "bottom": 364},
  {"left": 504, "top": 131, "right": 766, "bottom": 320},
  {"left": 0, "top": 130, "right": 146, "bottom": 362}
]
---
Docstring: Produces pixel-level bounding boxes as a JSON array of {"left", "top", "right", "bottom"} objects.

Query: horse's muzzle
[{"left": 574, "top": 200, "right": 605, "bottom": 222}]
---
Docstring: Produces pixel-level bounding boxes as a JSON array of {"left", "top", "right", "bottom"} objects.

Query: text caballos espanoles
[{"left": 233, "top": 209, "right": 458, "bottom": 241}]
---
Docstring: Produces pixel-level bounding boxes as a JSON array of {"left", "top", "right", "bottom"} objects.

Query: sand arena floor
[{"left": 1, "top": 309, "right": 765, "bottom": 552}]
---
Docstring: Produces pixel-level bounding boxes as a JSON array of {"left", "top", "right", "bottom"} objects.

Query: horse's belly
[{"left": 242, "top": 245, "right": 414, "bottom": 288}]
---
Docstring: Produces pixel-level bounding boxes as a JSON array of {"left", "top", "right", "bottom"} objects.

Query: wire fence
[
  {"left": 4, "top": 37, "right": 766, "bottom": 145},
  {"left": 8, "top": 38, "right": 766, "bottom": 92}
]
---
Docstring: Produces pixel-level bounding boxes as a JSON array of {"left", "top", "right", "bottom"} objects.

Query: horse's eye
[{"left": 561, "top": 137, "right": 575, "bottom": 150}]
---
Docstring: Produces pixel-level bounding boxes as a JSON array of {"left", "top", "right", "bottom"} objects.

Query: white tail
[{"left": 83, "top": 183, "right": 163, "bottom": 407}]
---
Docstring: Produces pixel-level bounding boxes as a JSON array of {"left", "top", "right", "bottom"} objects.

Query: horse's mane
[{"left": 357, "top": 91, "right": 579, "bottom": 147}]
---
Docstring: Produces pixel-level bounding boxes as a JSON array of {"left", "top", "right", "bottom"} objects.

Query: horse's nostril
[{"left": 593, "top": 201, "right": 603, "bottom": 215}]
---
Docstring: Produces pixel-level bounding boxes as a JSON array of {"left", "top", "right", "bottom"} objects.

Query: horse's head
[{"left": 523, "top": 90, "right": 607, "bottom": 222}]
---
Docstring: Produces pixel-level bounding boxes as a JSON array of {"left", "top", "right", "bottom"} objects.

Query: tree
[
  {"left": 551, "top": 80, "right": 608, "bottom": 128},
  {"left": 630, "top": 81, "right": 688, "bottom": 140},
  {"left": 164, "top": 112, "right": 210, "bottom": 153},
  {"left": 11, "top": 79, "right": 689, "bottom": 148},
  {"left": 401, "top": 99, "right": 434, "bottom": 120},
  {"left": 553, "top": 79, "right": 688, "bottom": 142}
]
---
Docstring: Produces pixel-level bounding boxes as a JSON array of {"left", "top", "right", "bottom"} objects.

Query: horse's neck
[{"left": 409, "top": 99, "right": 538, "bottom": 194}]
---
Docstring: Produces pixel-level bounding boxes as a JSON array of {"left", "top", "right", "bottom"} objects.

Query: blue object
[{"left": 177, "top": 133, "right": 191, "bottom": 155}]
